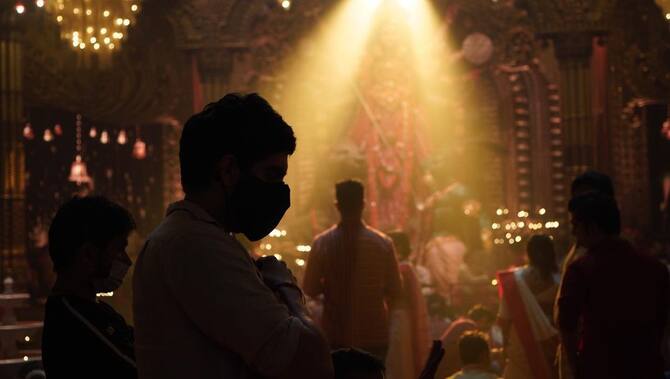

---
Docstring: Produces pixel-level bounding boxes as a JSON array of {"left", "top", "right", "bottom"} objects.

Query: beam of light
[{"left": 259, "top": 0, "right": 381, "bottom": 219}]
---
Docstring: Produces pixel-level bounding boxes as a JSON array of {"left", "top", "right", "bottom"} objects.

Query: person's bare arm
[{"left": 302, "top": 239, "right": 324, "bottom": 297}]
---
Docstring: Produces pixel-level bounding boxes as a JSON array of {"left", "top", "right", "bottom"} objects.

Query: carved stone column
[
  {"left": 0, "top": 7, "right": 27, "bottom": 288},
  {"left": 553, "top": 32, "right": 596, "bottom": 177}
]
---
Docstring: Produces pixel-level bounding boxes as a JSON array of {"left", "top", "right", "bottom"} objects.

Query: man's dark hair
[
  {"left": 459, "top": 331, "right": 490, "bottom": 366},
  {"left": 179, "top": 93, "right": 296, "bottom": 194},
  {"left": 467, "top": 304, "right": 495, "bottom": 323},
  {"left": 569, "top": 193, "right": 621, "bottom": 235},
  {"left": 388, "top": 231, "right": 411, "bottom": 260},
  {"left": 48, "top": 196, "right": 135, "bottom": 272},
  {"left": 571, "top": 171, "right": 615, "bottom": 197},
  {"left": 527, "top": 234, "right": 558, "bottom": 280},
  {"left": 332, "top": 348, "right": 385, "bottom": 379},
  {"left": 336, "top": 180, "right": 364, "bottom": 213}
]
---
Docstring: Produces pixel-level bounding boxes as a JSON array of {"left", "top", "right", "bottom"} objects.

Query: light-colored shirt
[
  {"left": 133, "top": 200, "right": 303, "bottom": 379},
  {"left": 303, "top": 223, "right": 403, "bottom": 350}
]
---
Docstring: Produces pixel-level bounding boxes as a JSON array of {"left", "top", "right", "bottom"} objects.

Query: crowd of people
[{"left": 38, "top": 93, "right": 670, "bottom": 379}]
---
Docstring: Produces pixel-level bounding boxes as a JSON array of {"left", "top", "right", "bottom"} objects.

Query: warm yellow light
[
  {"left": 103, "top": 10, "right": 110, "bottom": 17},
  {"left": 36, "top": 0, "right": 45, "bottom": 8},
  {"left": 131, "top": 4, "right": 139, "bottom": 12},
  {"left": 274, "top": 254, "right": 283, "bottom": 261},
  {"left": 295, "top": 258, "right": 306, "bottom": 267},
  {"left": 109, "top": 43, "right": 115, "bottom": 49},
  {"left": 58, "top": 3, "right": 64, "bottom": 10},
  {"left": 123, "top": 18, "right": 130, "bottom": 26},
  {"left": 72, "top": 39, "right": 79, "bottom": 47},
  {"left": 85, "top": 9, "right": 92, "bottom": 15},
  {"left": 56, "top": 15, "right": 63, "bottom": 22},
  {"left": 24, "top": 336, "right": 30, "bottom": 342},
  {"left": 539, "top": 208, "right": 546, "bottom": 215},
  {"left": 23, "top": 356, "right": 28, "bottom": 362},
  {"left": 491, "top": 279, "right": 498, "bottom": 286},
  {"left": 94, "top": 43, "right": 100, "bottom": 50},
  {"left": 666, "top": 13, "right": 670, "bottom": 20},
  {"left": 73, "top": 7, "right": 80, "bottom": 14},
  {"left": 115, "top": 18, "right": 123, "bottom": 25},
  {"left": 100, "top": 28, "right": 107, "bottom": 35},
  {"left": 281, "top": 0, "right": 291, "bottom": 9},
  {"left": 90, "top": 37, "right": 96, "bottom": 43},
  {"left": 15, "top": 4, "right": 25, "bottom": 14},
  {"left": 104, "top": 37, "right": 111, "bottom": 44},
  {"left": 86, "top": 26, "right": 94, "bottom": 34},
  {"left": 79, "top": 42, "right": 86, "bottom": 49}
]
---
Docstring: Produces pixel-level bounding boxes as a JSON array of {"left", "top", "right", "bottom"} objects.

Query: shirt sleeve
[
  {"left": 303, "top": 237, "right": 325, "bottom": 297},
  {"left": 557, "top": 262, "right": 587, "bottom": 332},
  {"left": 161, "top": 235, "right": 302, "bottom": 376},
  {"left": 384, "top": 239, "right": 404, "bottom": 306}
]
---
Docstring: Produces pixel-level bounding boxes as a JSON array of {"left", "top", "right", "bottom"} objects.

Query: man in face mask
[
  {"left": 42, "top": 196, "right": 137, "bottom": 379},
  {"left": 133, "top": 93, "right": 333, "bottom": 379}
]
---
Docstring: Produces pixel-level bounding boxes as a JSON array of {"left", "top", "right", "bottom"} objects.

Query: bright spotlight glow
[
  {"left": 36, "top": 0, "right": 44, "bottom": 7},
  {"left": 281, "top": 0, "right": 291, "bottom": 10},
  {"left": 15, "top": 4, "right": 25, "bottom": 14}
]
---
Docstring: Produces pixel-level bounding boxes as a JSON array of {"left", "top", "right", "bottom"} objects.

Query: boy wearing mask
[{"left": 42, "top": 196, "right": 137, "bottom": 379}]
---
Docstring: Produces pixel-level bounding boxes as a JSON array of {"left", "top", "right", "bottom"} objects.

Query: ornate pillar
[
  {"left": 0, "top": 6, "right": 27, "bottom": 288},
  {"left": 553, "top": 32, "right": 596, "bottom": 177}
]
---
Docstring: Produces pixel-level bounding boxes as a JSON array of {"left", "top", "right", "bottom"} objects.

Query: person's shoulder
[
  {"left": 313, "top": 225, "right": 338, "bottom": 242},
  {"left": 362, "top": 225, "right": 393, "bottom": 246}
]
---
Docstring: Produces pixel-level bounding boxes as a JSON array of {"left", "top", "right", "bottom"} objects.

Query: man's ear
[{"left": 215, "top": 155, "right": 240, "bottom": 190}]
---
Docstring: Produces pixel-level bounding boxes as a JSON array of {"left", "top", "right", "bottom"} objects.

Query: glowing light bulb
[
  {"left": 281, "top": 0, "right": 291, "bottom": 9},
  {"left": 93, "top": 43, "right": 100, "bottom": 50},
  {"left": 73, "top": 7, "right": 80, "bottom": 14},
  {"left": 90, "top": 37, "right": 96, "bottom": 43},
  {"left": 104, "top": 37, "right": 111, "bottom": 44},
  {"left": 86, "top": 26, "right": 94, "bottom": 34},
  {"left": 36, "top": 0, "right": 44, "bottom": 7},
  {"left": 117, "top": 130, "right": 127, "bottom": 145},
  {"left": 539, "top": 208, "right": 546, "bottom": 215},
  {"left": 85, "top": 9, "right": 92, "bottom": 15},
  {"left": 123, "top": 18, "right": 130, "bottom": 26},
  {"left": 491, "top": 279, "right": 498, "bottom": 286},
  {"left": 108, "top": 43, "right": 115, "bottom": 49},
  {"left": 295, "top": 259, "right": 305, "bottom": 267},
  {"left": 274, "top": 254, "right": 282, "bottom": 261},
  {"left": 23, "top": 356, "right": 28, "bottom": 362},
  {"left": 131, "top": 4, "right": 138, "bottom": 12},
  {"left": 15, "top": 3, "right": 25, "bottom": 14},
  {"left": 100, "top": 28, "right": 107, "bottom": 35},
  {"left": 100, "top": 130, "right": 109, "bottom": 144},
  {"left": 89, "top": 127, "right": 97, "bottom": 138},
  {"left": 115, "top": 18, "right": 123, "bottom": 25},
  {"left": 57, "top": 15, "right": 63, "bottom": 22},
  {"left": 24, "top": 336, "right": 30, "bottom": 342},
  {"left": 79, "top": 42, "right": 86, "bottom": 49},
  {"left": 103, "top": 10, "right": 110, "bottom": 17},
  {"left": 666, "top": 13, "right": 670, "bottom": 20}
]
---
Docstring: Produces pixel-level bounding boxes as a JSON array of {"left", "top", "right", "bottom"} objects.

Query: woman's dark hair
[
  {"left": 568, "top": 193, "right": 621, "bottom": 235},
  {"left": 179, "top": 93, "right": 296, "bottom": 194},
  {"left": 526, "top": 234, "right": 558, "bottom": 280},
  {"left": 571, "top": 170, "right": 614, "bottom": 197}
]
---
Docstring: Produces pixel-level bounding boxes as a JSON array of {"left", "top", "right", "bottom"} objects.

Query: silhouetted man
[
  {"left": 558, "top": 193, "right": 669, "bottom": 379},
  {"left": 303, "top": 180, "right": 403, "bottom": 360},
  {"left": 133, "top": 93, "right": 333, "bottom": 378},
  {"left": 42, "top": 196, "right": 137, "bottom": 379}
]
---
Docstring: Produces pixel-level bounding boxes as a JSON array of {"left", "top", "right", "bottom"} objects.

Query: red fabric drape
[{"left": 497, "top": 270, "right": 553, "bottom": 379}]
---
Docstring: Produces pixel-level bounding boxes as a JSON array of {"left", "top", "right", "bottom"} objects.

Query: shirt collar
[{"left": 167, "top": 200, "right": 222, "bottom": 227}]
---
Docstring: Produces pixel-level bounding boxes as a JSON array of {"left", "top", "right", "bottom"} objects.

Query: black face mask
[{"left": 230, "top": 174, "right": 290, "bottom": 241}]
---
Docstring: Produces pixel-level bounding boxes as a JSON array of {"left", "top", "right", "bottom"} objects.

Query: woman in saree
[{"left": 497, "top": 235, "right": 559, "bottom": 379}]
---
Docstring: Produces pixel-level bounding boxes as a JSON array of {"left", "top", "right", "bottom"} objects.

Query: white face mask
[{"left": 93, "top": 259, "right": 130, "bottom": 293}]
